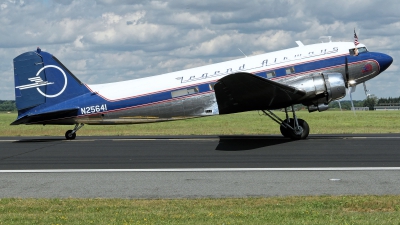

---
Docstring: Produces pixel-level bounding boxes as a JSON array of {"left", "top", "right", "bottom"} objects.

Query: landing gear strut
[
  {"left": 65, "top": 123, "right": 84, "bottom": 140},
  {"left": 262, "top": 106, "right": 309, "bottom": 140}
]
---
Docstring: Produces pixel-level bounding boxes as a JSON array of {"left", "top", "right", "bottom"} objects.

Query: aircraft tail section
[
  {"left": 14, "top": 48, "right": 88, "bottom": 110},
  {"left": 13, "top": 48, "right": 90, "bottom": 122},
  {"left": 14, "top": 51, "right": 47, "bottom": 110}
]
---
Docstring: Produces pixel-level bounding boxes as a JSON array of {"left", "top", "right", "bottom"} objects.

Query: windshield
[{"left": 349, "top": 47, "right": 368, "bottom": 56}]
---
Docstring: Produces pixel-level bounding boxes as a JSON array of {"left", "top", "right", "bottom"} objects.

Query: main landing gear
[
  {"left": 262, "top": 106, "right": 309, "bottom": 140},
  {"left": 65, "top": 123, "right": 84, "bottom": 140}
]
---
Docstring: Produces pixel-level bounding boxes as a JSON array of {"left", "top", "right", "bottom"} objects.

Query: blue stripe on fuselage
[
  {"left": 76, "top": 53, "right": 376, "bottom": 117},
  {"left": 253, "top": 54, "right": 365, "bottom": 78},
  {"left": 26, "top": 53, "right": 378, "bottom": 121}
]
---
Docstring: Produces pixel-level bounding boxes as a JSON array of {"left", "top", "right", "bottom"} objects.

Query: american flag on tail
[{"left": 354, "top": 29, "right": 359, "bottom": 46}]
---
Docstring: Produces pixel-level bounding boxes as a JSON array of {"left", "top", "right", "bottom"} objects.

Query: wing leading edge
[{"left": 214, "top": 72, "right": 306, "bottom": 114}]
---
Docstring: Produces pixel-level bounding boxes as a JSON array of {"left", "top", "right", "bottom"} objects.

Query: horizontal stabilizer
[
  {"left": 10, "top": 108, "right": 79, "bottom": 125},
  {"left": 214, "top": 72, "right": 306, "bottom": 114}
]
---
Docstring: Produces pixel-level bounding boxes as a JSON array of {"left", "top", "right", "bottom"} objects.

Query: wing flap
[{"left": 214, "top": 72, "right": 306, "bottom": 114}]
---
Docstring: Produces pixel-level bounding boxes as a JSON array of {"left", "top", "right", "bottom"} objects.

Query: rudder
[
  {"left": 13, "top": 48, "right": 89, "bottom": 111},
  {"left": 14, "top": 51, "right": 46, "bottom": 110}
]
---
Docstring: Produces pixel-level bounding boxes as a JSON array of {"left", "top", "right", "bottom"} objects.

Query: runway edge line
[{"left": 1, "top": 167, "right": 400, "bottom": 173}]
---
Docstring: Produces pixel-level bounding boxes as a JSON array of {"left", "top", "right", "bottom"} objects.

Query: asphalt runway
[{"left": 0, "top": 134, "right": 400, "bottom": 198}]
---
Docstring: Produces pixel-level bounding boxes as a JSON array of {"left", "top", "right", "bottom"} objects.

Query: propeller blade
[
  {"left": 345, "top": 57, "right": 356, "bottom": 115},
  {"left": 337, "top": 100, "right": 342, "bottom": 111},
  {"left": 348, "top": 87, "right": 356, "bottom": 116},
  {"left": 351, "top": 85, "right": 356, "bottom": 93},
  {"left": 345, "top": 56, "right": 349, "bottom": 88}
]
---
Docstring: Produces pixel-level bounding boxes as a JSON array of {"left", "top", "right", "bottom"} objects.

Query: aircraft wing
[{"left": 214, "top": 72, "right": 306, "bottom": 114}]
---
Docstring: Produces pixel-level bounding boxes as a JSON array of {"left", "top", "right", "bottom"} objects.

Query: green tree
[
  {"left": 377, "top": 96, "right": 400, "bottom": 105},
  {"left": 0, "top": 100, "right": 17, "bottom": 111},
  {"left": 363, "top": 95, "right": 378, "bottom": 110}
]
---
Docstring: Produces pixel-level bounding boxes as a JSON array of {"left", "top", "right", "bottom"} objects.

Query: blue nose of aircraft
[{"left": 376, "top": 53, "right": 393, "bottom": 73}]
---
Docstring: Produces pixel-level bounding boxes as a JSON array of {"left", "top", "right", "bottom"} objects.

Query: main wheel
[
  {"left": 280, "top": 119, "right": 292, "bottom": 138},
  {"left": 288, "top": 119, "right": 309, "bottom": 140},
  {"left": 65, "top": 130, "right": 76, "bottom": 140}
]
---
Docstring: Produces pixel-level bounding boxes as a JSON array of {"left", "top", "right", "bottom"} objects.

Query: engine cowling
[{"left": 287, "top": 72, "right": 346, "bottom": 112}]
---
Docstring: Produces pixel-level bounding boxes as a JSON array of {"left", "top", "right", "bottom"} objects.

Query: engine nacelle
[
  {"left": 287, "top": 72, "right": 346, "bottom": 112},
  {"left": 308, "top": 103, "right": 329, "bottom": 112}
]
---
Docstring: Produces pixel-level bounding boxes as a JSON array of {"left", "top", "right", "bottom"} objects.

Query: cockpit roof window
[{"left": 349, "top": 47, "right": 368, "bottom": 56}]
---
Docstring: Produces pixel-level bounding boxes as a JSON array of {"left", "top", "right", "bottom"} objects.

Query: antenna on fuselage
[{"left": 238, "top": 48, "right": 248, "bottom": 57}]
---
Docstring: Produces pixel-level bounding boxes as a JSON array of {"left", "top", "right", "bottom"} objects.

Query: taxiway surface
[{"left": 0, "top": 134, "right": 399, "bottom": 198}]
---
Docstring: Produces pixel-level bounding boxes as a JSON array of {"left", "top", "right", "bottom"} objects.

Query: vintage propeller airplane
[{"left": 12, "top": 36, "right": 392, "bottom": 140}]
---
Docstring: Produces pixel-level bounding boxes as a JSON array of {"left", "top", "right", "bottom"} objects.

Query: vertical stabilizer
[
  {"left": 13, "top": 48, "right": 90, "bottom": 113},
  {"left": 14, "top": 52, "right": 46, "bottom": 110}
]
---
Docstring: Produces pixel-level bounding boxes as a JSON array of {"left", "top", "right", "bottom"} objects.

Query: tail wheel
[
  {"left": 65, "top": 130, "right": 76, "bottom": 140},
  {"left": 289, "top": 119, "right": 309, "bottom": 140}
]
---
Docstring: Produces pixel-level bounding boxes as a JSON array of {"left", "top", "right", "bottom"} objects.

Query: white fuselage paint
[{"left": 87, "top": 42, "right": 359, "bottom": 101}]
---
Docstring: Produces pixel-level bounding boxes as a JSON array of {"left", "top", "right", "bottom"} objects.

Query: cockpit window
[
  {"left": 358, "top": 47, "right": 368, "bottom": 53},
  {"left": 349, "top": 47, "right": 368, "bottom": 56}
]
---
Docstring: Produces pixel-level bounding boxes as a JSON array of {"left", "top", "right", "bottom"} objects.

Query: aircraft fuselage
[{"left": 12, "top": 41, "right": 393, "bottom": 126}]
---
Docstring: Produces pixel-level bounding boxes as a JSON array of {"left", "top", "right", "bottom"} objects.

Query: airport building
[
  {"left": 353, "top": 107, "right": 369, "bottom": 111},
  {"left": 374, "top": 103, "right": 400, "bottom": 110}
]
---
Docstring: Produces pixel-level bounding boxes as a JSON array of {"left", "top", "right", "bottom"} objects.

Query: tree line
[
  {"left": 0, "top": 100, "right": 17, "bottom": 111},
  {"left": 328, "top": 94, "right": 399, "bottom": 110},
  {"left": 377, "top": 97, "right": 400, "bottom": 104},
  {"left": 328, "top": 100, "right": 368, "bottom": 110}
]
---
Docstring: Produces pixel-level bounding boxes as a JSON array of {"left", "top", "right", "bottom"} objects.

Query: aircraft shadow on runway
[
  {"left": 14, "top": 138, "right": 65, "bottom": 143},
  {"left": 215, "top": 136, "right": 295, "bottom": 151}
]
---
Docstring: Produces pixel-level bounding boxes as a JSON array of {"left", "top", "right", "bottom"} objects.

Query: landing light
[{"left": 348, "top": 80, "right": 356, "bottom": 85}]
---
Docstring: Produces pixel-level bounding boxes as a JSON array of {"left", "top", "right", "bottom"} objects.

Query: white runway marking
[{"left": 1, "top": 167, "right": 400, "bottom": 173}]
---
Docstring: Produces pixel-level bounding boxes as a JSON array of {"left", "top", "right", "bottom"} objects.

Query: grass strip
[
  {"left": 0, "top": 196, "right": 400, "bottom": 224},
  {"left": 1, "top": 111, "right": 400, "bottom": 136}
]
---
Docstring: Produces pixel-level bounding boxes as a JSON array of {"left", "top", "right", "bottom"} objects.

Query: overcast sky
[{"left": 0, "top": 0, "right": 399, "bottom": 100}]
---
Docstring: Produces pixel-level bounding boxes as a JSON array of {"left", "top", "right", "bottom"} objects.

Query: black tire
[
  {"left": 65, "top": 130, "right": 76, "bottom": 140},
  {"left": 280, "top": 119, "right": 292, "bottom": 138},
  {"left": 288, "top": 119, "right": 309, "bottom": 140}
]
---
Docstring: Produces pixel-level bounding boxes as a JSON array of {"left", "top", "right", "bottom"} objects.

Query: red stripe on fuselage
[{"left": 86, "top": 53, "right": 350, "bottom": 102}]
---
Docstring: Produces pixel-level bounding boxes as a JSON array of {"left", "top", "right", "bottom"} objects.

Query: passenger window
[
  {"left": 266, "top": 71, "right": 276, "bottom": 78},
  {"left": 171, "top": 87, "right": 199, "bottom": 98},
  {"left": 171, "top": 89, "right": 188, "bottom": 98},
  {"left": 187, "top": 87, "right": 199, "bottom": 95},
  {"left": 209, "top": 82, "right": 216, "bottom": 90},
  {"left": 285, "top": 67, "right": 295, "bottom": 75}
]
